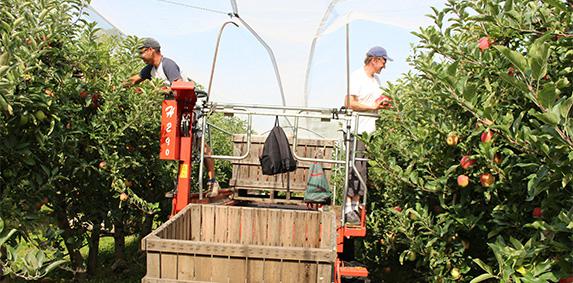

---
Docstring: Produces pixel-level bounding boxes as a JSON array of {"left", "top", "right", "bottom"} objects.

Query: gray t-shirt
[{"left": 140, "top": 57, "right": 182, "bottom": 85}]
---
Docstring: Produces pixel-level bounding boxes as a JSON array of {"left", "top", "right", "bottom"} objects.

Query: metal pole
[
  {"left": 345, "top": 22, "right": 350, "bottom": 113},
  {"left": 198, "top": 112, "right": 207, "bottom": 200},
  {"left": 207, "top": 21, "right": 239, "bottom": 102},
  {"left": 341, "top": 118, "right": 352, "bottom": 226}
]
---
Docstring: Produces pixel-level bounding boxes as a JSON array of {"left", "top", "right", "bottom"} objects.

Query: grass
[{"left": 37, "top": 235, "right": 146, "bottom": 283}]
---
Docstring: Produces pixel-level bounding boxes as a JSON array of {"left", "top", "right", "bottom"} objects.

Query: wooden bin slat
[
  {"left": 214, "top": 206, "right": 228, "bottom": 243},
  {"left": 247, "top": 258, "right": 265, "bottom": 282},
  {"left": 145, "top": 238, "right": 335, "bottom": 262},
  {"left": 142, "top": 204, "right": 336, "bottom": 283},
  {"left": 177, "top": 254, "right": 195, "bottom": 280},
  {"left": 266, "top": 209, "right": 281, "bottom": 246},
  {"left": 240, "top": 208, "right": 253, "bottom": 245},
  {"left": 194, "top": 255, "right": 212, "bottom": 282},
  {"left": 227, "top": 206, "right": 242, "bottom": 244},
  {"left": 228, "top": 257, "right": 246, "bottom": 283},
  {"left": 263, "top": 259, "right": 282, "bottom": 283},
  {"left": 160, "top": 254, "right": 178, "bottom": 279}
]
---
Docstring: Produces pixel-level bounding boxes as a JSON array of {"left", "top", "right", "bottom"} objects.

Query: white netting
[{"left": 89, "top": 0, "right": 444, "bottom": 136}]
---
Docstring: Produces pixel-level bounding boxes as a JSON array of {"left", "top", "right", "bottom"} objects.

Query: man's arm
[
  {"left": 345, "top": 95, "right": 380, "bottom": 111},
  {"left": 125, "top": 65, "right": 152, "bottom": 88},
  {"left": 126, "top": 74, "right": 144, "bottom": 87}
]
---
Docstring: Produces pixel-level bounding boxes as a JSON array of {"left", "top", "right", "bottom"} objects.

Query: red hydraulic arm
[{"left": 159, "top": 81, "right": 197, "bottom": 217}]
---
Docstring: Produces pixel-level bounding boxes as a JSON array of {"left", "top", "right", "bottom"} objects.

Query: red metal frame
[
  {"left": 334, "top": 258, "right": 369, "bottom": 283},
  {"left": 159, "top": 81, "right": 197, "bottom": 217},
  {"left": 336, "top": 207, "right": 367, "bottom": 253}
]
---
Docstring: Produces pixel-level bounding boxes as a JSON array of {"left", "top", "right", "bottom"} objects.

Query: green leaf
[
  {"left": 509, "top": 237, "right": 524, "bottom": 249},
  {"left": 0, "top": 52, "right": 8, "bottom": 66},
  {"left": 503, "top": 0, "right": 513, "bottom": 11},
  {"left": 473, "top": 258, "right": 494, "bottom": 274},
  {"left": 471, "top": 273, "right": 496, "bottom": 283},
  {"left": 559, "top": 96, "right": 573, "bottom": 119},
  {"left": 532, "top": 111, "right": 560, "bottom": 126},
  {"left": 0, "top": 228, "right": 17, "bottom": 247},
  {"left": 0, "top": 65, "right": 9, "bottom": 77},
  {"left": 40, "top": 259, "right": 66, "bottom": 275},
  {"left": 528, "top": 36, "right": 551, "bottom": 81},
  {"left": 544, "top": 0, "right": 567, "bottom": 12},
  {"left": 499, "top": 73, "right": 529, "bottom": 93},
  {"left": 447, "top": 61, "right": 459, "bottom": 77},
  {"left": 563, "top": 174, "right": 573, "bottom": 188},
  {"left": 538, "top": 84, "right": 558, "bottom": 109},
  {"left": 495, "top": 46, "right": 527, "bottom": 74}
]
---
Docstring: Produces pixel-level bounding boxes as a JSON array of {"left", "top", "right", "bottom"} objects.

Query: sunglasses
[{"left": 139, "top": 48, "right": 149, "bottom": 55}]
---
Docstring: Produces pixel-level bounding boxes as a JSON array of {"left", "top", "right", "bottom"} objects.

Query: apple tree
[{"left": 364, "top": 0, "right": 573, "bottom": 282}]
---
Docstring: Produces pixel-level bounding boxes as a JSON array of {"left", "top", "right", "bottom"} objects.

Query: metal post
[
  {"left": 198, "top": 110, "right": 207, "bottom": 200},
  {"left": 207, "top": 21, "right": 238, "bottom": 102},
  {"left": 345, "top": 22, "right": 350, "bottom": 112},
  {"left": 341, "top": 117, "right": 352, "bottom": 226}
]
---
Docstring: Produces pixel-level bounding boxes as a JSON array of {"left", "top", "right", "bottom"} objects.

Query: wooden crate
[
  {"left": 141, "top": 204, "right": 337, "bottom": 283},
  {"left": 229, "top": 135, "right": 336, "bottom": 201}
]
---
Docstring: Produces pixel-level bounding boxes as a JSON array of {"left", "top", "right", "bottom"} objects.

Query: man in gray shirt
[
  {"left": 126, "top": 38, "right": 220, "bottom": 197},
  {"left": 128, "top": 38, "right": 184, "bottom": 86}
]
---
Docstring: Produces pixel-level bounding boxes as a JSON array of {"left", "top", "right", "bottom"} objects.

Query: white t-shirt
[
  {"left": 150, "top": 60, "right": 167, "bottom": 83},
  {"left": 349, "top": 68, "right": 381, "bottom": 134}
]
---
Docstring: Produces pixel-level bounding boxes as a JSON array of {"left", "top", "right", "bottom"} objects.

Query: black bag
[{"left": 259, "top": 117, "right": 297, "bottom": 175}]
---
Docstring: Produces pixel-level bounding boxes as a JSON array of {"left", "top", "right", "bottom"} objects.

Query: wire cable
[{"left": 157, "top": 0, "right": 230, "bottom": 16}]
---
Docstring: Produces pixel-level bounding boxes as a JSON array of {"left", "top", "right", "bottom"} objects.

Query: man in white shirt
[{"left": 343, "top": 46, "right": 392, "bottom": 224}]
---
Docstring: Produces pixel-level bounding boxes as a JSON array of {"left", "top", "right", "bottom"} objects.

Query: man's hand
[{"left": 375, "top": 95, "right": 393, "bottom": 109}]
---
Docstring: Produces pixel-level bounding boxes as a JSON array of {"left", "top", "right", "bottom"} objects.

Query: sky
[{"left": 88, "top": 0, "right": 446, "bottom": 135}]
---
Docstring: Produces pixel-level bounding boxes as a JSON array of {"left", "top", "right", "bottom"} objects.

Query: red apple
[
  {"left": 478, "top": 36, "right": 491, "bottom": 51},
  {"left": 559, "top": 277, "right": 573, "bottom": 283},
  {"left": 507, "top": 67, "right": 515, "bottom": 77},
  {"left": 481, "top": 130, "right": 493, "bottom": 143},
  {"left": 479, "top": 173, "right": 495, "bottom": 187},
  {"left": 79, "top": 91, "right": 89, "bottom": 98},
  {"left": 98, "top": 161, "right": 106, "bottom": 169},
  {"left": 457, "top": 175, "right": 469, "bottom": 187},
  {"left": 532, "top": 207, "right": 543, "bottom": 218},
  {"left": 375, "top": 95, "right": 393, "bottom": 109},
  {"left": 91, "top": 93, "right": 101, "bottom": 109},
  {"left": 393, "top": 206, "right": 402, "bottom": 212},
  {"left": 446, "top": 133, "right": 459, "bottom": 146},
  {"left": 460, "top": 156, "right": 476, "bottom": 169}
]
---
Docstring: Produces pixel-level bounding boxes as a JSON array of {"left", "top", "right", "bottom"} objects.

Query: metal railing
[{"left": 194, "top": 102, "right": 376, "bottom": 226}]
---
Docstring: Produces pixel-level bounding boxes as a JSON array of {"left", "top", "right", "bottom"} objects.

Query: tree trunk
[
  {"left": 113, "top": 217, "right": 125, "bottom": 261},
  {"left": 139, "top": 213, "right": 154, "bottom": 243},
  {"left": 87, "top": 220, "right": 101, "bottom": 276},
  {"left": 54, "top": 205, "right": 84, "bottom": 276}
]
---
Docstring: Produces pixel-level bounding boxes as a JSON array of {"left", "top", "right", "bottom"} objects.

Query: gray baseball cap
[
  {"left": 367, "top": 46, "right": 393, "bottom": 61},
  {"left": 140, "top": 38, "right": 160, "bottom": 50}
]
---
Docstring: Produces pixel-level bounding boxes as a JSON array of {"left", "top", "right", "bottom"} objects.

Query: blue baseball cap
[{"left": 367, "top": 46, "right": 393, "bottom": 61}]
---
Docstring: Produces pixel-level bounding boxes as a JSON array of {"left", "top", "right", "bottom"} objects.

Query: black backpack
[{"left": 260, "top": 117, "right": 297, "bottom": 175}]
